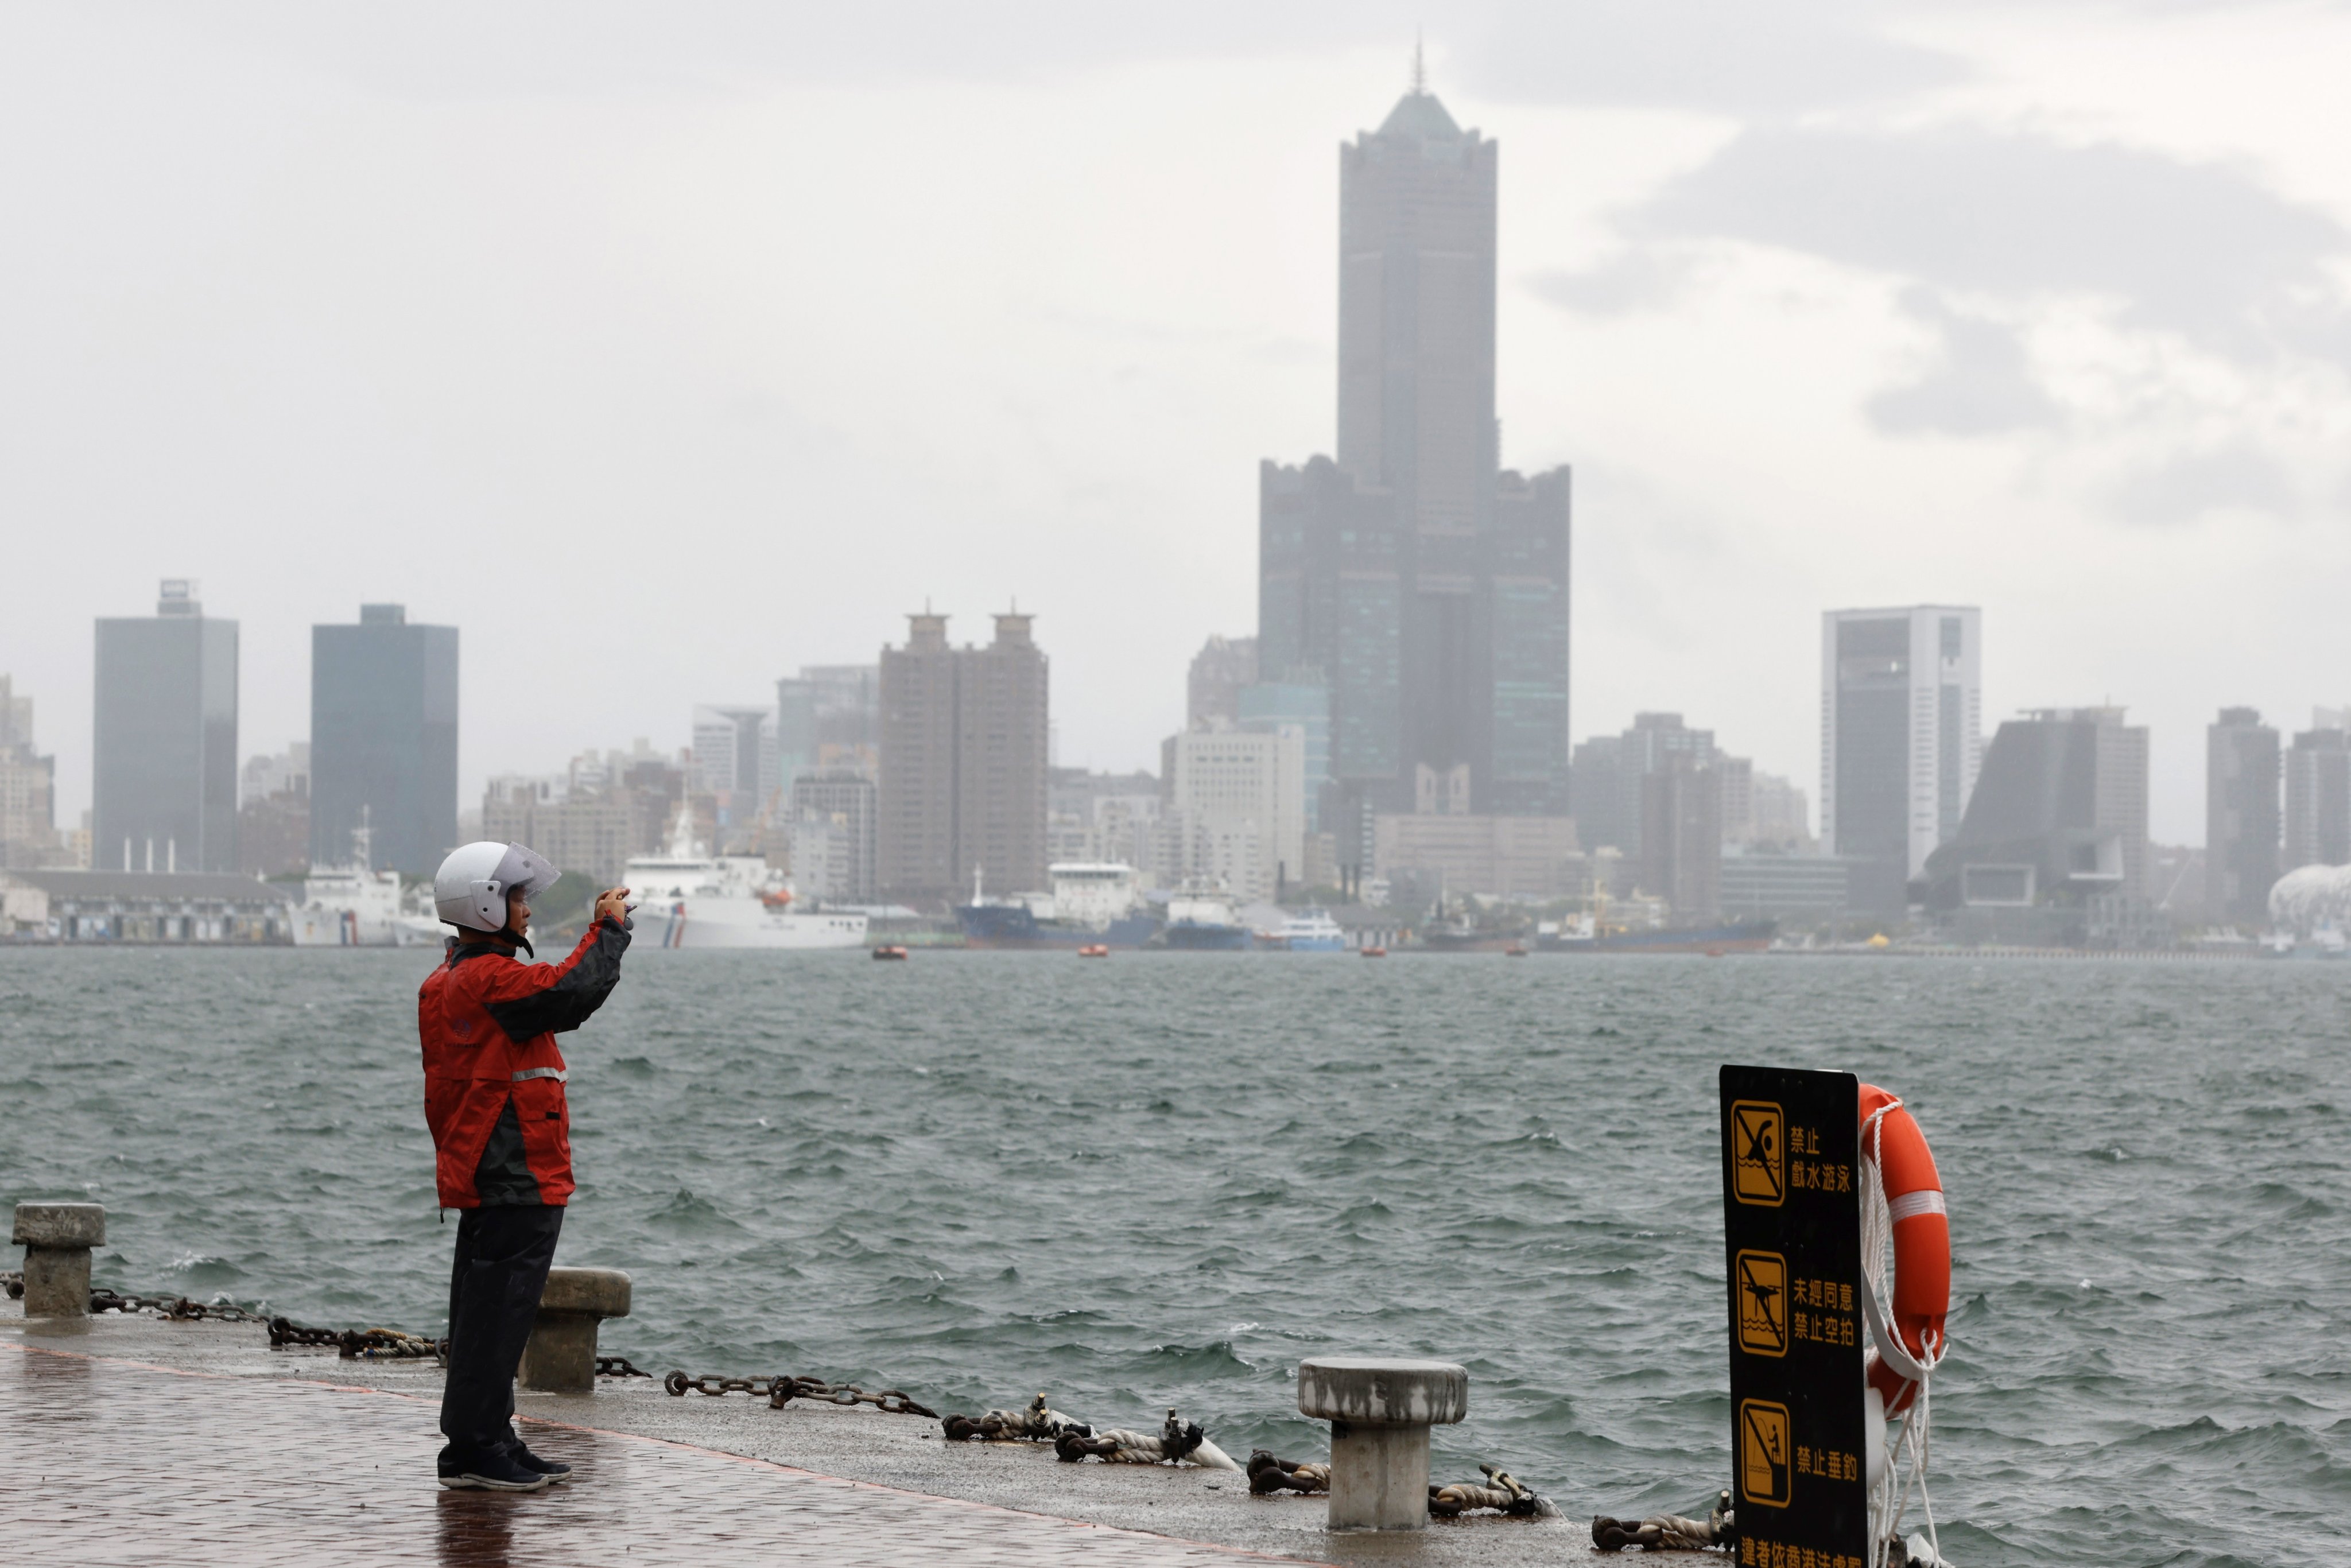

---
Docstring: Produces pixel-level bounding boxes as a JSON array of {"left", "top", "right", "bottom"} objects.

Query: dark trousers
[{"left": 440, "top": 1203, "right": 564, "bottom": 1461}]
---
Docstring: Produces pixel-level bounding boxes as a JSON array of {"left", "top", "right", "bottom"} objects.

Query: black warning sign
[{"left": 1721, "top": 1065, "right": 1865, "bottom": 1565}]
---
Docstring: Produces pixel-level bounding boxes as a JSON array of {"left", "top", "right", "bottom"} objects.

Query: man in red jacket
[{"left": 421, "top": 840, "right": 630, "bottom": 1492}]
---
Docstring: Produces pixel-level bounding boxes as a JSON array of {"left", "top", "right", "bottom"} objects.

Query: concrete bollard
[
  {"left": 517, "top": 1267, "right": 631, "bottom": 1393},
  {"left": 1297, "top": 1356, "right": 1469, "bottom": 1532},
  {"left": 11, "top": 1202, "right": 106, "bottom": 1318}
]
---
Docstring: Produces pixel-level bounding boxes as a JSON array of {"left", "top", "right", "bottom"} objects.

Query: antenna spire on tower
[{"left": 1412, "top": 32, "right": 1426, "bottom": 94}]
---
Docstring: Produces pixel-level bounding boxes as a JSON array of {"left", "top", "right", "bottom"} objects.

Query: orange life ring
[{"left": 1859, "top": 1082, "right": 1949, "bottom": 1417}]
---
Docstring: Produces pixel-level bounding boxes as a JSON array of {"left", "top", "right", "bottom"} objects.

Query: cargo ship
[{"left": 956, "top": 863, "right": 1159, "bottom": 949}]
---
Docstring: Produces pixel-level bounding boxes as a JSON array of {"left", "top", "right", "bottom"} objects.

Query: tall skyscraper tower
[
  {"left": 310, "top": 604, "right": 459, "bottom": 878},
  {"left": 1821, "top": 606, "right": 1983, "bottom": 914},
  {"left": 1260, "top": 68, "right": 1570, "bottom": 840},
  {"left": 94, "top": 580, "right": 239, "bottom": 873},
  {"left": 1337, "top": 73, "right": 1497, "bottom": 534}
]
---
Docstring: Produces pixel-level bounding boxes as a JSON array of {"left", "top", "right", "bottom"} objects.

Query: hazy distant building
[
  {"left": 1260, "top": 78, "right": 1572, "bottom": 845},
  {"left": 2283, "top": 722, "right": 2349, "bottom": 875},
  {"left": 787, "top": 770, "right": 877, "bottom": 903},
  {"left": 1572, "top": 714, "right": 1716, "bottom": 860},
  {"left": 1642, "top": 753, "right": 1722, "bottom": 925},
  {"left": 1047, "top": 767, "right": 1161, "bottom": 872},
  {"left": 777, "top": 664, "right": 880, "bottom": 784},
  {"left": 1917, "top": 707, "right": 2150, "bottom": 931},
  {"left": 878, "top": 611, "right": 1049, "bottom": 901},
  {"left": 1238, "top": 677, "right": 1330, "bottom": 831},
  {"left": 2206, "top": 707, "right": 2281, "bottom": 926},
  {"left": 94, "top": 580, "right": 239, "bottom": 874},
  {"left": 1167, "top": 727, "right": 1306, "bottom": 903},
  {"left": 1187, "top": 636, "right": 1258, "bottom": 729},
  {"left": 308, "top": 604, "right": 457, "bottom": 877},
  {"left": 1821, "top": 606, "right": 1983, "bottom": 915},
  {"left": 1720, "top": 849, "right": 1852, "bottom": 924},
  {"left": 0, "top": 674, "right": 59, "bottom": 870},
  {"left": 237, "top": 744, "right": 311, "bottom": 879},
  {"left": 691, "top": 704, "right": 779, "bottom": 844},
  {"left": 1372, "top": 812, "right": 1580, "bottom": 901}
]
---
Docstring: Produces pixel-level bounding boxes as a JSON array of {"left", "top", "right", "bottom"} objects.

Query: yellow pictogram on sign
[
  {"left": 1735, "top": 1249, "right": 1787, "bottom": 1357},
  {"left": 1731, "top": 1100, "right": 1784, "bottom": 1206},
  {"left": 1739, "top": 1399, "right": 1792, "bottom": 1508}
]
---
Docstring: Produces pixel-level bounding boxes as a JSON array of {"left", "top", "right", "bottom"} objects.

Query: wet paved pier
[{"left": 0, "top": 1344, "right": 1319, "bottom": 1567}]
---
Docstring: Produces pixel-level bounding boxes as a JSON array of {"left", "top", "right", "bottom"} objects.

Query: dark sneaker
[
  {"left": 510, "top": 1444, "right": 572, "bottom": 1482},
  {"left": 439, "top": 1449, "right": 550, "bottom": 1492}
]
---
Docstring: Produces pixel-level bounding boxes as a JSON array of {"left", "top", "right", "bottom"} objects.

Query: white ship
[
  {"left": 290, "top": 819, "right": 441, "bottom": 948},
  {"left": 624, "top": 804, "right": 868, "bottom": 950},
  {"left": 1252, "top": 908, "right": 1348, "bottom": 952},
  {"left": 1161, "top": 880, "right": 1247, "bottom": 950}
]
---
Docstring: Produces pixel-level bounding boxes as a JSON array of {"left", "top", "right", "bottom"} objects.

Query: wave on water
[{"left": 3, "top": 947, "right": 2348, "bottom": 1563}]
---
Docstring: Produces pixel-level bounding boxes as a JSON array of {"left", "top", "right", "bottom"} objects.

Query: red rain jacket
[{"left": 417, "top": 915, "right": 630, "bottom": 1208}]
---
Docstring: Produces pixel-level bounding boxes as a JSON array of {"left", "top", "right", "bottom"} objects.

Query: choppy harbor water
[{"left": 2, "top": 947, "right": 2345, "bottom": 1564}]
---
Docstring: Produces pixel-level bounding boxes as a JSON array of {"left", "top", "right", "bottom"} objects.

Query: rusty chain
[
  {"left": 1, "top": 1272, "right": 19, "bottom": 1300},
  {"left": 598, "top": 1355, "right": 654, "bottom": 1379},
  {"left": 663, "top": 1369, "right": 936, "bottom": 1418},
  {"left": 267, "top": 1317, "right": 446, "bottom": 1360},
  {"left": 90, "top": 1290, "right": 267, "bottom": 1323}
]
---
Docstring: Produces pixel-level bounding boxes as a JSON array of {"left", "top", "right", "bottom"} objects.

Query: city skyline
[{"left": 9, "top": 15, "right": 2351, "bottom": 844}]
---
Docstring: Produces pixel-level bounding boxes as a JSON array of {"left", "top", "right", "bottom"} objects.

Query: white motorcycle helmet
[{"left": 433, "top": 841, "right": 561, "bottom": 933}]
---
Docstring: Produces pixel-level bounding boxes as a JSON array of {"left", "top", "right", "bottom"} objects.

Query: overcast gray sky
[{"left": 6, "top": 1, "right": 2349, "bottom": 844}]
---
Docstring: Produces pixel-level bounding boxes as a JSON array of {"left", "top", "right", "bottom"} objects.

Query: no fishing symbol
[{"left": 1739, "top": 1398, "right": 1793, "bottom": 1507}]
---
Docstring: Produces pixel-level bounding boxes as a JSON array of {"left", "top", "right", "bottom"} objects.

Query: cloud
[
  {"left": 1527, "top": 250, "right": 1700, "bottom": 316},
  {"left": 1866, "top": 290, "right": 2059, "bottom": 436},
  {"left": 2106, "top": 442, "right": 2297, "bottom": 526},
  {"left": 1634, "top": 125, "right": 2348, "bottom": 361},
  {"left": 1460, "top": 1, "right": 1965, "bottom": 117},
  {"left": 123, "top": 0, "right": 1962, "bottom": 118}
]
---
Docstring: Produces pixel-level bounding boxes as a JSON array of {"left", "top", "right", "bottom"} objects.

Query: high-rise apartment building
[
  {"left": 2284, "top": 720, "right": 2351, "bottom": 873},
  {"left": 93, "top": 581, "right": 238, "bottom": 873},
  {"left": 2206, "top": 708, "right": 2282, "bottom": 925},
  {"left": 1821, "top": 606, "right": 1983, "bottom": 914},
  {"left": 877, "top": 611, "right": 1048, "bottom": 901},
  {"left": 1259, "top": 77, "right": 1571, "bottom": 833},
  {"left": 310, "top": 604, "right": 458, "bottom": 877}
]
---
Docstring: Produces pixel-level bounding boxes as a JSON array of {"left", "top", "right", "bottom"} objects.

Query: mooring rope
[{"left": 1861, "top": 1099, "right": 1946, "bottom": 1566}]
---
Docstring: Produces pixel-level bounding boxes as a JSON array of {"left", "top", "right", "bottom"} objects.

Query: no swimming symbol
[{"left": 1731, "top": 1100, "right": 1784, "bottom": 1207}]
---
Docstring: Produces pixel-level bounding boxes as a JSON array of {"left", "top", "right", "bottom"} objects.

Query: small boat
[
  {"left": 1505, "top": 945, "right": 1528, "bottom": 957},
  {"left": 1360, "top": 945, "right": 1387, "bottom": 958},
  {"left": 871, "top": 945, "right": 909, "bottom": 961},
  {"left": 1077, "top": 944, "right": 1109, "bottom": 958}
]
